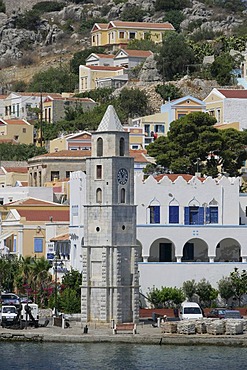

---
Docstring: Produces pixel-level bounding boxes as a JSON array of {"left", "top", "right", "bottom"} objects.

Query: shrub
[
  {"left": 163, "top": 10, "right": 185, "bottom": 31},
  {"left": 16, "top": 10, "right": 41, "bottom": 31},
  {"left": 0, "top": 0, "right": 5, "bottom": 13},
  {"left": 120, "top": 5, "right": 145, "bottom": 22},
  {"left": 33, "top": 1, "right": 66, "bottom": 13}
]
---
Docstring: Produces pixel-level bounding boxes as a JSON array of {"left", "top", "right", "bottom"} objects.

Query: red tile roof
[
  {"left": 123, "top": 50, "right": 153, "bottom": 57},
  {"left": 94, "top": 53, "right": 115, "bottom": 58},
  {"left": 129, "top": 149, "right": 151, "bottom": 163},
  {"left": 110, "top": 21, "right": 174, "bottom": 30},
  {"left": 2, "top": 119, "right": 30, "bottom": 125},
  {"left": 218, "top": 89, "right": 247, "bottom": 99},
  {"left": 6, "top": 198, "right": 61, "bottom": 206},
  {"left": 0, "top": 139, "right": 18, "bottom": 144},
  {"left": 4, "top": 167, "right": 28, "bottom": 173},
  {"left": 31, "top": 150, "right": 91, "bottom": 159},
  {"left": 91, "top": 23, "right": 108, "bottom": 32},
  {"left": 18, "top": 209, "right": 69, "bottom": 221},
  {"left": 155, "top": 174, "right": 205, "bottom": 182}
]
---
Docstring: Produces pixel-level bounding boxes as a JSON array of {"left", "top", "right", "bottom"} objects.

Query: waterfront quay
[{"left": 1, "top": 320, "right": 247, "bottom": 347}]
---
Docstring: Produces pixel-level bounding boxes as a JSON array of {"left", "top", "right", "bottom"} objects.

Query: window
[
  {"left": 92, "top": 36, "right": 95, "bottom": 42},
  {"left": 23, "top": 128, "right": 26, "bottom": 133},
  {"left": 14, "top": 135, "right": 19, "bottom": 141},
  {"left": 0, "top": 198, "right": 3, "bottom": 205},
  {"left": 184, "top": 206, "right": 204, "bottom": 225},
  {"left": 169, "top": 206, "right": 179, "bottom": 224},
  {"left": 51, "top": 171, "right": 59, "bottom": 181},
  {"left": 96, "top": 188, "right": 102, "bottom": 203},
  {"left": 12, "top": 105, "right": 15, "bottom": 114},
  {"left": 206, "top": 206, "right": 218, "bottom": 224},
  {"left": 17, "top": 104, "right": 20, "bottom": 117},
  {"left": 66, "top": 171, "right": 72, "bottom": 178},
  {"left": 154, "top": 125, "right": 164, "bottom": 133},
  {"left": 96, "top": 165, "right": 102, "bottom": 179},
  {"left": 119, "top": 31, "right": 124, "bottom": 38},
  {"left": 34, "top": 238, "right": 43, "bottom": 253},
  {"left": 129, "top": 32, "right": 136, "bottom": 39},
  {"left": 178, "top": 114, "right": 186, "bottom": 119},
  {"left": 97, "top": 137, "right": 103, "bottom": 156},
  {"left": 119, "top": 137, "right": 125, "bottom": 156},
  {"left": 150, "top": 206, "right": 160, "bottom": 224},
  {"left": 120, "top": 188, "right": 125, "bottom": 203}
]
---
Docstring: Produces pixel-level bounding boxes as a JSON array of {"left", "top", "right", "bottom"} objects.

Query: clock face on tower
[{"left": 117, "top": 168, "right": 128, "bottom": 185}]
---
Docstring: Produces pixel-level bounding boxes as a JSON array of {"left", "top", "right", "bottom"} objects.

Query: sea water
[{"left": 1, "top": 342, "right": 246, "bottom": 370}]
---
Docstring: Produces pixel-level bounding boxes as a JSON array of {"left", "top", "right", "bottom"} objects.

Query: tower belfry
[{"left": 81, "top": 105, "right": 139, "bottom": 324}]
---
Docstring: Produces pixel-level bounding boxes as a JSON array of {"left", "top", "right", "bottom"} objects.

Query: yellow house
[
  {"left": 0, "top": 198, "right": 69, "bottom": 259},
  {"left": 132, "top": 112, "right": 168, "bottom": 147},
  {"left": 0, "top": 118, "right": 34, "bottom": 144},
  {"left": 204, "top": 88, "right": 247, "bottom": 130},
  {"left": 79, "top": 65, "right": 125, "bottom": 92},
  {"left": 0, "top": 165, "right": 28, "bottom": 187},
  {"left": 91, "top": 20, "right": 175, "bottom": 49}
]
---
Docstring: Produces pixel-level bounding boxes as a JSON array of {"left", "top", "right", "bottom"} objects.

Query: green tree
[
  {"left": 230, "top": 268, "right": 247, "bottom": 307},
  {"left": 156, "top": 33, "right": 195, "bottom": 81},
  {"left": 70, "top": 47, "right": 105, "bottom": 75},
  {"left": 218, "top": 276, "right": 234, "bottom": 306},
  {"left": 60, "top": 288, "right": 81, "bottom": 313},
  {"left": 0, "top": 143, "right": 46, "bottom": 161},
  {"left": 155, "top": 83, "right": 181, "bottom": 101},
  {"left": 120, "top": 5, "right": 145, "bottom": 22},
  {"left": 147, "top": 286, "right": 185, "bottom": 308},
  {"left": 155, "top": 0, "right": 190, "bottom": 11},
  {"left": 147, "top": 112, "right": 219, "bottom": 175},
  {"left": 182, "top": 279, "right": 197, "bottom": 301},
  {"left": 75, "top": 87, "right": 114, "bottom": 104},
  {"left": 210, "top": 53, "right": 235, "bottom": 85},
  {"left": 196, "top": 278, "right": 218, "bottom": 307},
  {"left": 147, "top": 112, "right": 247, "bottom": 177},
  {"left": 62, "top": 269, "right": 82, "bottom": 295},
  {"left": 27, "top": 67, "right": 78, "bottom": 93},
  {"left": 16, "top": 10, "right": 41, "bottom": 31},
  {"left": 127, "top": 38, "right": 159, "bottom": 52},
  {"left": 0, "top": 0, "right": 6, "bottom": 13},
  {"left": 33, "top": 1, "right": 65, "bottom": 13},
  {"left": 118, "top": 88, "right": 149, "bottom": 119},
  {"left": 163, "top": 10, "right": 185, "bottom": 31}
]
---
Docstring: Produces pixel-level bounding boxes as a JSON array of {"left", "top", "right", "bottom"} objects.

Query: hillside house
[
  {"left": 42, "top": 95, "right": 97, "bottom": 124},
  {"left": 0, "top": 118, "right": 34, "bottom": 144},
  {"left": 91, "top": 21, "right": 174, "bottom": 49},
  {"left": 204, "top": 88, "right": 247, "bottom": 129},
  {"left": 0, "top": 198, "right": 69, "bottom": 260},
  {"left": 79, "top": 65, "right": 126, "bottom": 92},
  {"left": 113, "top": 49, "right": 153, "bottom": 68}
]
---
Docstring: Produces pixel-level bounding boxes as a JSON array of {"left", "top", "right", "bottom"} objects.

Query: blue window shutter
[
  {"left": 34, "top": 238, "right": 43, "bottom": 253},
  {"left": 184, "top": 207, "right": 189, "bottom": 225},
  {"left": 198, "top": 207, "right": 204, "bottom": 225},
  {"left": 169, "top": 206, "right": 179, "bottom": 223},
  {"left": 210, "top": 207, "right": 218, "bottom": 223},
  {"left": 206, "top": 207, "right": 210, "bottom": 223},
  {"left": 154, "top": 206, "right": 160, "bottom": 223}
]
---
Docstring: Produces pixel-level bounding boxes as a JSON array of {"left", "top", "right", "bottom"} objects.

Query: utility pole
[{"left": 40, "top": 86, "right": 43, "bottom": 147}]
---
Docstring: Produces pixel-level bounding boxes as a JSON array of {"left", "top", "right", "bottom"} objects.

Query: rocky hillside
[{"left": 0, "top": 0, "right": 245, "bottom": 102}]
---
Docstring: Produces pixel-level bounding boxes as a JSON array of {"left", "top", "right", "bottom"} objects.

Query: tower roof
[{"left": 97, "top": 105, "right": 124, "bottom": 132}]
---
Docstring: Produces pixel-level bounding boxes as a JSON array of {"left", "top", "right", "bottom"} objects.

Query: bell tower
[{"left": 81, "top": 105, "right": 139, "bottom": 324}]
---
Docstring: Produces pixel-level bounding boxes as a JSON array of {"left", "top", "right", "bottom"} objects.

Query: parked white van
[{"left": 179, "top": 302, "right": 203, "bottom": 320}]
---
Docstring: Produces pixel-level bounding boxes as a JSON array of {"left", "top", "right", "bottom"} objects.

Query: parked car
[
  {"left": 1, "top": 293, "right": 20, "bottom": 307},
  {"left": 207, "top": 308, "right": 226, "bottom": 319},
  {"left": 224, "top": 310, "right": 242, "bottom": 319},
  {"left": 207, "top": 308, "right": 242, "bottom": 319},
  {"left": 179, "top": 302, "right": 203, "bottom": 320},
  {"left": 1, "top": 305, "right": 17, "bottom": 327},
  {"left": 19, "top": 296, "right": 33, "bottom": 304}
]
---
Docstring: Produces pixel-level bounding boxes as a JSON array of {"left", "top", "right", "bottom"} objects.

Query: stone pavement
[{"left": 1, "top": 320, "right": 247, "bottom": 346}]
